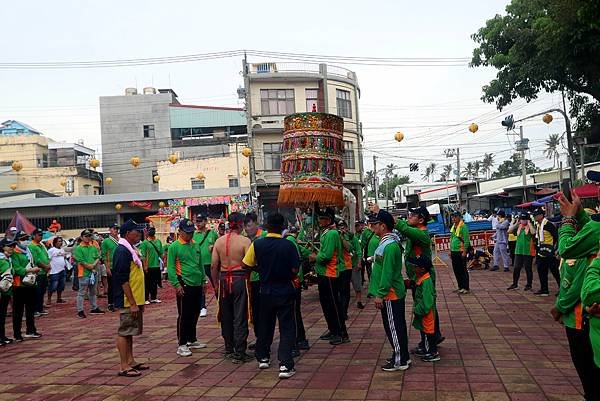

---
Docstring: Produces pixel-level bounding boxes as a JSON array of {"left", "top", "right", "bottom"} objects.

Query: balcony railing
[{"left": 249, "top": 62, "right": 357, "bottom": 82}]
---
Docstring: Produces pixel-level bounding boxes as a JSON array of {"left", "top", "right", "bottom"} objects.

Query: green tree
[
  {"left": 462, "top": 162, "right": 475, "bottom": 180},
  {"left": 378, "top": 174, "right": 411, "bottom": 199},
  {"left": 473, "top": 160, "right": 482, "bottom": 178},
  {"left": 421, "top": 166, "right": 432, "bottom": 182},
  {"left": 441, "top": 164, "right": 453, "bottom": 181},
  {"left": 365, "top": 170, "right": 375, "bottom": 197},
  {"left": 544, "top": 133, "right": 562, "bottom": 168},
  {"left": 482, "top": 153, "right": 495, "bottom": 179},
  {"left": 470, "top": 0, "right": 600, "bottom": 150},
  {"left": 491, "top": 153, "right": 542, "bottom": 178}
]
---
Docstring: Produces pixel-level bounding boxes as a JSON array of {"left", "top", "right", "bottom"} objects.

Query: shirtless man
[{"left": 211, "top": 212, "right": 252, "bottom": 363}]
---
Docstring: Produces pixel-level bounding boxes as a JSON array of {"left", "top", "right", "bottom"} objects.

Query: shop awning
[
  {"left": 534, "top": 188, "right": 557, "bottom": 196},
  {"left": 574, "top": 183, "right": 599, "bottom": 198}
]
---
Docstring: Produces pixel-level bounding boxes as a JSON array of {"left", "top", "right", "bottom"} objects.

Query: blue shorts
[{"left": 48, "top": 270, "right": 66, "bottom": 293}]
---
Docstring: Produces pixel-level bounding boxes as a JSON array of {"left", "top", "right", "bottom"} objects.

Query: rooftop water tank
[
  {"left": 125, "top": 87, "right": 138, "bottom": 96},
  {"left": 143, "top": 87, "right": 157, "bottom": 95}
]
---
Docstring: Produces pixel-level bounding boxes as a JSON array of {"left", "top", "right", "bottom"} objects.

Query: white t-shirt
[
  {"left": 48, "top": 247, "right": 67, "bottom": 274},
  {"left": 488, "top": 215, "right": 499, "bottom": 230}
]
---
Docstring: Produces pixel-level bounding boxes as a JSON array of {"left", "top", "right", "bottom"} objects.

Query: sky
[{"left": 0, "top": 0, "right": 571, "bottom": 183}]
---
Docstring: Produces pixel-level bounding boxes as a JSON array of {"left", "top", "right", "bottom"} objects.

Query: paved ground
[{"left": 0, "top": 260, "right": 583, "bottom": 401}]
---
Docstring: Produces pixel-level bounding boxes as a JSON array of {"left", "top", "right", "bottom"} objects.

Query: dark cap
[
  {"left": 367, "top": 210, "right": 395, "bottom": 230},
  {"left": 178, "top": 218, "right": 195, "bottom": 233},
  {"left": 119, "top": 220, "right": 145, "bottom": 236},
  {"left": 318, "top": 207, "right": 336, "bottom": 221},
  {"left": 31, "top": 228, "right": 43, "bottom": 236},
  {"left": 592, "top": 213, "right": 600, "bottom": 222},
  {"left": 195, "top": 214, "right": 207, "bottom": 222},
  {"left": 148, "top": 226, "right": 156, "bottom": 234},
  {"left": 451, "top": 210, "right": 463, "bottom": 218},
  {"left": 16, "top": 231, "right": 30, "bottom": 240},
  {"left": 407, "top": 255, "right": 433, "bottom": 272},
  {"left": 218, "top": 222, "right": 226, "bottom": 230},
  {"left": 497, "top": 210, "right": 506, "bottom": 217},
  {"left": 288, "top": 226, "right": 299, "bottom": 234},
  {"left": 0, "top": 238, "right": 17, "bottom": 248},
  {"left": 409, "top": 206, "right": 431, "bottom": 222},
  {"left": 109, "top": 222, "right": 120, "bottom": 229},
  {"left": 532, "top": 207, "right": 545, "bottom": 216},
  {"left": 80, "top": 228, "right": 94, "bottom": 237},
  {"left": 519, "top": 212, "right": 530, "bottom": 220},
  {"left": 587, "top": 170, "right": 600, "bottom": 183}
]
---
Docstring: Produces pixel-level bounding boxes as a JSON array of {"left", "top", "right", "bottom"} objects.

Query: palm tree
[
  {"left": 421, "top": 165, "right": 432, "bottom": 182},
  {"left": 473, "top": 160, "right": 481, "bottom": 179},
  {"left": 462, "top": 162, "right": 474, "bottom": 180},
  {"left": 544, "top": 133, "right": 562, "bottom": 168},
  {"left": 384, "top": 163, "right": 397, "bottom": 202},
  {"left": 442, "top": 164, "right": 453, "bottom": 181},
  {"left": 365, "top": 170, "right": 375, "bottom": 197},
  {"left": 427, "top": 163, "right": 437, "bottom": 182},
  {"left": 481, "top": 153, "right": 494, "bottom": 179}
]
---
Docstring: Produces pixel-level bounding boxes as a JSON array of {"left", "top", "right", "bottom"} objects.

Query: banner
[
  {"left": 433, "top": 230, "right": 495, "bottom": 252},
  {"left": 129, "top": 201, "right": 152, "bottom": 210}
]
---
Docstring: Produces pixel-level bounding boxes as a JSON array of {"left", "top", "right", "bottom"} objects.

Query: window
[
  {"left": 305, "top": 89, "right": 319, "bottom": 112},
  {"left": 264, "top": 143, "right": 282, "bottom": 170},
  {"left": 143, "top": 124, "right": 155, "bottom": 138},
  {"left": 229, "top": 178, "right": 239, "bottom": 188},
  {"left": 260, "top": 89, "right": 295, "bottom": 116},
  {"left": 343, "top": 141, "right": 355, "bottom": 169},
  {"left": 191, "top": 179, "right": 205, "bottom": 190},
  {"left": 336, "top": 89, "right": 352, "bottom": 118}
]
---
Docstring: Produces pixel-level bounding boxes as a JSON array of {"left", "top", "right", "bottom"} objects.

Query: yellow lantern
[
  {"left": 130, "top": 156, "right": 141, "bottom": 168},
  {"left": 543, "top": 114, "right": 553, "bottom": 124},
  {"left": 115, "top": 203, "right": 122, "bottom": 210},
  {"left": 89, "top": 158, "right": 100, "bottom": 169},
  {"left": 394, "top": 132, "right": 404, "bottom": 142},
  {"left": 241, "top": 147, "right": 252, "bottom": 157},
  {"left": 242, "top": 167, "right": 248, "bottom": 176},
  {"left": 153, "top": 175, "right": 161, "bottom": 183},
  {"left": 168, "top": 153, "right": 178, "bottom": 164},
  {"left": 11, "top": 161, "right": 23, "bottom": 172},
  {"left": 158, "top": 201, "right": 166, "bottom": 208},
  {"left": 59, "top": 179, "right": 66, "bottom": 187},
  {"left": 196, "top": 172, "right": 205, "bottom": 180},
  {"left": 10, "top": 184, "right": 17, "bottom": 191},
  {"left": 469, "top": 123, "right": 479, "bottom": 133},
  {"left": 105, "top": 177, "right": 113, "bottom": 184}
]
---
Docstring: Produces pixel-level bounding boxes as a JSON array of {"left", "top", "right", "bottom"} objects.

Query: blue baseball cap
[
  {"left": 119, "top": 220, "right": 144, "bottom": 236},
  {"left": 179, "top": 218, "right": 195, "bottom": 233}
]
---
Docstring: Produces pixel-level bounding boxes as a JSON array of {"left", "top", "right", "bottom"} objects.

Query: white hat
[{"left": 9, "top": 227, "right": 17, "bottom": 233}]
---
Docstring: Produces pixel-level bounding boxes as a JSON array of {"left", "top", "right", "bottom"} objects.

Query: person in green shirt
[
  {"left": 348, "top": 223, "right": 364, "bottom": 309},
  {"left": 140, "top": 227, "right": 163, "bottom": 304},
  {"left": 359, "top": 220, "right": 379, "bottom": 283},
  {"left": 450, "top": 211, "right": 470, "bottom": 294},
  {"left": 337, "top": 219, "right": 356, "bottom": 319},
  {"left": 28, "top": 229, "right": 50, "bottom": 315},
  {"left": 551, "top": 191, "right": 600, "bottom": 399},
  {"left": 409, "top": 255, "right": 439, "bottom": 362},
  {"left": 167, "top": 218, "right": 206, "bottom": 358},
  {"left": 507, "top": 212, "right": 535, "bottom": 291},
  {"left": 101, "top": 223, "right": 120, "bottom": 312},
  {"left": 193, "top": 215, "right": 218, "bottom": 317},
  {"left": 1, "top": 238, "right": 16, "bottom": 345},
  {"left": 11, "top": 233, "right": 41, "bottom": 340},
  {"left": 367, "top": 209, "right": 410, "bottom": 372},
  {"left": 308, "top": 207, "right": 348, "bottom": 345},
  {"left": 582, "top": 255, "right": 600, "bottom": 369},
  {"left": 285, "top": 226, "right": 311, "bottom": 351},
  {"left": 73, "top": 229, "right": 104, "bottom": 318}
]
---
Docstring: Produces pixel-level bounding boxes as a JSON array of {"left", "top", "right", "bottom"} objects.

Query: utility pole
[
  {"left": 373, "top": 155, "right": 378, "bottom": 204},
  {"left": 520, "top": 126, "right": 527, "bottom": 201},
  {"left": 242, "top": 53, "right": 258, "bottom": 208},
  {"left": 235, "top": 138, "right": 242, "bottom": 197},
  {"left": 456, "top": 148, "right": 461, "bottom": 209}
]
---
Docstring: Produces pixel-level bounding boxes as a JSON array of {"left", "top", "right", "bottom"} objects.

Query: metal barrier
[{"left": 431, "top": 230, "right": 496, "bottom": 267}]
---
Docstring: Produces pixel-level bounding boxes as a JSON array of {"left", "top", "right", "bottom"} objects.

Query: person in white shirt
[
  {"left": 47, "top": 237, "right": 67, "bottom": 304},
  {"left": 488, "top": 210, "right": 499, "bottom": 230}
]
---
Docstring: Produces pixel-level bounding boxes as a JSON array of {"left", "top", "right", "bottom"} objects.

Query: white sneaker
[
  {"left": 187, "top": 341, "right": 207, "bottom": 349},
  {"left": 177, "top": 345, "right": 192, "bottom": 357},
  {"left": 150, "top": 299, "right": 162, "bottom": 304},
  {"left": 258, "top": 358, "right": 270, "bottom": 369},
  {"left": 200, "top": 308, "right": 207, "bottom": 317},
  {"left": 144, "top": 300, "right": 151, "bottom": 305},
  {"left": 278, "top": 365, "right": 296, "bottom": 379}
]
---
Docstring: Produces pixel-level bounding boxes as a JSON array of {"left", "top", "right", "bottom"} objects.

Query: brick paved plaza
[{"left": 0, "top": 262, "right": 582, "bottom": 401}]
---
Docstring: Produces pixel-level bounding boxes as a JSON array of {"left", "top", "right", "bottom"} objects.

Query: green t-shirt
[
  {"left": 73, "top": 243, "right": 100, "bottom": 278},
  {"left": 360, "top": 228, "right": 379, "bottom": 258},
  {"left": 193, "top": 230, "right": 218, "bottom": 267},
  {"left": 246, "top": 229, "right": 267, "bottom": 282},
  {"left": 396, "top": 219, "right": 434, "bottom": 283},
  {"left": 100, "top": 236, "right": 119, "bottom": 269},
  {"left": 582, "top": 257, "right": 600, "bottom": 368},
  {"left": 412, "top": 273, "right": 436, "bottom": 332},
  {"left": 140, "top": 238, "right": 163, "bottom": 269},
  {"left": 368, "top": 237, "right": 406, "bottom": 300},
  {"left": 28, "top": 242, "right": 50, "bottom": 276},
  {"left": 450, "top": 222, "right": 470, "bottom": 252},
  {"left": 167, "top": 239, "right": 204, "bottom": 287},
  {"left": 315, "top": 228, "right": 345, "bottom": 278},
  {"left": 0, "top": 257, "right": 13, "bottom": 295},
  {"left": 11, "top": 249, "right": 31, "bottom": 283},
  {"left": 286, "top": 235, "right": 311, "bottom": 282},
  {"left": 515, "top": 229, "right": 534, "bottom": 256}
]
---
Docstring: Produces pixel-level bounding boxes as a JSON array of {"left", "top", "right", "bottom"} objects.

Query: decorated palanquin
[{"left": 277, "top": 112, "right": 345, "bottom": 207}]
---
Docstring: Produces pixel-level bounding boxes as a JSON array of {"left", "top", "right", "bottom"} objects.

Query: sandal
[
  {"left": 117, "top": 368, "right": 141, "bottom": 377},
  {"left": 131, "top": 363, "right": 150, "bottom": 371}
]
